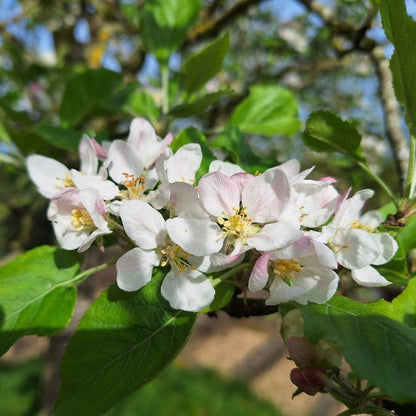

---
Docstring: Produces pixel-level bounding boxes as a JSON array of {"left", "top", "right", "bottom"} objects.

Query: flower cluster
[{"left": 27, "top": 118, "right": 398, "bottom": 312}]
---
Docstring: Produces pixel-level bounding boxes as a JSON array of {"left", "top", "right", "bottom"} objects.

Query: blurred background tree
[{"left": 0, "top": 0, "right": 409, "bottom": 255}]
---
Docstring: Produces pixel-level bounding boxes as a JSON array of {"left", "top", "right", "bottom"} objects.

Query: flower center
[
  {"left": 56, "top": 172, "right": 75, "bottom": 189},
  {"left": 122, "top": 173, "right": 146, "bottom": 200},
  {"left": 217, "top": 207, "right": 253, "bottom": 240},
  {"left": 160, "top": 244, "right": 193, "bottom": 273},
  {"left": 71, "top": 209, "right": 95, "bottom": 231},
  {"left": 349, "top": 220, "right": 374, "bottom": 233},
  {"left": 271, "top": 258, "right": 301, "bottom": 280}
]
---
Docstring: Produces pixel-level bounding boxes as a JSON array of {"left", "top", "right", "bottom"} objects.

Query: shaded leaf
[
  {"left": 34, "top": 124, "right": 83, "bottom": 153},
  {"left": 54, "top": 271, "right": 196, "bottom": 416},
  {"left": 169, "top": 89, "right": 231, "bottom": 117},
  {"left": 181, "top": 31, "right": 230, "bottom": 95},
  {"left": 60, "top": 68, "right": 123, "bottom": 127},
  {"left": 141, "top": 0, "right": 201, "bottom": 62},
  {"left": 301, "top": 296, "right": 416, "bottom": 403},
  {"left": 303, "top": 110, "right": 364, "bottom": 161}
]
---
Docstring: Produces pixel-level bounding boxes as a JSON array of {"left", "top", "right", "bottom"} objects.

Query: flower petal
[
  {"left": 27, "top": 154, "right": 70, "bottom": 198},
  {"left": 248, "top": 253, "right": 270, "bottom": 292},
  {"left": 120, "top": 200, "right": 167, "bottom": 249},
  {"left": 266, "top": 279, "right": 306, "bottom": 305},
  {"left": 243, "top": 168, "right": 291, "bottom": 223},
  {"left": 198, "top": 172, "right": 240, "bottom": 217},
  {"left": 79, "top": 134, "right": 98, "bottom": 175},
  {"left": 161, "top": 268, "right": 215, "bottom": 312},
  {"left": 166, "top": 217, "right": 224, "bottom": 256},
  {"left": 371, "top": 233, "right": 398, "bottom": 265},
  {"left": 166, "top": 143, "right": 202, "bottom": 184},
  {"left": 117, "top": 247, "right": 160, "bottom": 291},
  {"left": 352, "top": 266, "right": 391, "bottom": 287}
]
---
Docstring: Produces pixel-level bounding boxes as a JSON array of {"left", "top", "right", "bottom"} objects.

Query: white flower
[
  {"left": 324, "top": 189, "right": 398, "bottom": 287},
  {"left": 168, "top": 169, "right": 302, "bottom": 257},
  {"left": 248, "top": 236, "right": 339, "bottom": 305},
  {"left": 27, "top": 134, "right": 118, "bottom": 200},
  {"left": 47, "top": 187, "right": 111, "bottom": 252},
  {"left": 116, "top": 200, "right": 215, "bottom": 312}
]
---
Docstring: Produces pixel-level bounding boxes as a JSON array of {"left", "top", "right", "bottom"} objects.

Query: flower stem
[
  {"left": 161, "top": 63, "right": 169, "bottom": 114},
  {"left": 72, "top": 261, "right": 115, "bottom": 285},
  {"left": 357, "top": 161, "right": 399, "bottom": 209},
  {"left": 406, "top": 134, "right": 416, "bottom": 200},
  {"left": 212, "top": 262, "right": 252, "bottom": 287}
]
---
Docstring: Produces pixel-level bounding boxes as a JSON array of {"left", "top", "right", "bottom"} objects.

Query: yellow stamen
[
  {"left": 271, "top": 258, "right": 301, "bottom": 280},
  {"left": 71, "top": 209, "right": 95, "bottom": 231},
  {"left": 122, "top": 172, "right": 146, "bottom": 200},
  {"left": 56, "top": 172, "right": 75, "bottom": 189},
  {"left": 349, "top": 220, "right": 374, "bottom": 233},
  {"left": 217, "top": 206, "right": 253, "bottom": 239},
  {"left": 160, "top": 244, "right": 192, "bottom": 273}
]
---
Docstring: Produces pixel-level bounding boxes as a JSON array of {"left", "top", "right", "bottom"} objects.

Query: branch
[
  {"left": 187, "top": 0, "right": 265, "bottom": 44},
  {"left": 371, "top": 46, "right": 408, "bottom": 195}
]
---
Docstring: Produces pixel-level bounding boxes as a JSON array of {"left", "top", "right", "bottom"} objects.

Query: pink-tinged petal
[
  {"left": 266, "top": 278, "right": 306, "bottom": 305},
  {"left": 106, "top": 140, "right": 145, "bottom": 183},
  {"left": 27, "top": 154, "right": 70, "bottom": 198},
  {"left": 117, "top": 247, "right": 159, "bottom": 291},
  {"left": 166, "top": 218, "right": 224, "bottom": 256},
  {"left": 161, "top": 268, "right": 215, "bottom": 312},
  {"left": 248, "top": 253, "right": 270, "bottom": 292},
  {"left": 371, "top": 233, "right": 398, "bottom": 265},
  {"left": 198, "top": 171, "right": 240, "bottom": 217},
  {"left": 161, "top": 132, "right": 174, "bottom": 147},
  {"left": 166, "top": 143, "right": 202, "bottom": 184},
  {"left": 332, "top": 229, "right": 379, "bottom": 270},
  {"left": 352, "top": 266, "right": 391, "bottom": 287},
  {"left": 229, "top": 172, "right": 255, "bottom": 196},
  {"left": 243, "top": 168, "right": 291, "bottom": 223},
  {"left": 70, "top": 170, "right": 119, "bottom": 200},
  {"left": 209, "top": 160, "right": 244, "bottom": 176},
  {"left": 79, "top": 134, "right": 98, "bottom": 175},
  {"left": 275, "top": 159, "right": 300, "bottom": 179},
  {"left": 293, "top": 267, "right": 339, "bottom": 304},
  {"left": 90, "top": 137, "right": 108, "bottom": 160},
  {"left": 120, "top": 200, "right": 166, "bottom": 249},
  {"left": 319, "top": 176, "right": 337, "bottom": 184},
  {"left": 247, "top": 223, "right": 302, "bottom": 252}
]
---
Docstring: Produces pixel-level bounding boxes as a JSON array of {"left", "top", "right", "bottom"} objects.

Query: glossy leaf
[
  {"left": 123, "top": 90, "right": 160, "bottom": 123},
  {"left": 60, "top": 68, "right": 123, "bottom": 127},
  {"left": 141, "top": 0, "right": 201, "bottom": 62},
  {"left": 0, "top": 246, "right": 81, "bottom": 356},
  {"left": 301, "top": 296, "right": 416, "bottom": 402},
  {"left": 181, "top": 31, "right": 230, "bottom": 95},
  {"left": 381, "top": 0, "right": 416, "bottom": 137},
  {"left": 303, "top": 111, "right": 364, "bottom": 161},
  {"left": 391, "top": 277, "right": 416, "bottom": 328},
  {"left": 398, "top": 213, "right": 416, "bottom": 252},
  {"left": 229, "top": 86, "right": 301, "bottom": 137},
  {"left": 54, "top": 271, "right": 196, "bottom": 416}
]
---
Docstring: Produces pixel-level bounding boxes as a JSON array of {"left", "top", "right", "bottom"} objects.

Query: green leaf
[
  {"left": 54, "top": 271, "right": 196, "bottom": 416},
  {"left": 123, "top": 90, "right": 160, "bottom": 122},
  {"left": 34, "top": 124, "right": 83, "bottom": 153},
  {"left": 391, "top": 277, "right": 416, "bottom": 327},
  {"left": 229, "top": 86, "right": 301, "bottom": 137},
  {"left": 181, "top": 31, "right": 230, "bottom": 95},
  {"left": 60, "top": 68, "right": 123, "bottom": 127},
  {"left": 171, "top": 127, "right": 215, "bottom": 178},
  {"left": 201, "top": 281, "right": 234, "bottom": 313},
  {"left": 303, "top": 110, "right": 365, "bottom": 161},
  {"left": 398, "top": 213, "right": 416, "bottom": 252},
  {"left": 0, "top": 246, "right": 81, "bottom": 356},
  {"left": 210, "top": 125, "right": 244, "bottom": 164},
  {"left": 381, "top": 0, "right": 416, "bottom": 136},
  {"left": 301, "top": 296, "right": 416, "bottom": 403},
  {"left": 169, "top": 89, "right": 231, "bottom": 117},
  {"left": 141, "top": 0, "right": 201, "bottom": 62}
]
